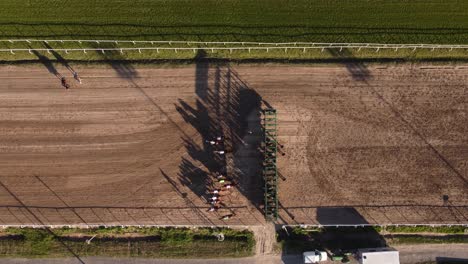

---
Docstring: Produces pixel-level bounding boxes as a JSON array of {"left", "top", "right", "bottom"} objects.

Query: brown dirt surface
[
  {"left": 0, "top": 62, "right": 466, "bottom": 226},
  {"left": 269, "top": 64, "right": 468, "bottom": 225},
  {"left": 0, "top": 63, "right": 264, "bottom": 226}
]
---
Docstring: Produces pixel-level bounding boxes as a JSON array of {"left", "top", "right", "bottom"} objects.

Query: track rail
[{"left": 0, "top": 39, "right": 467, "bottom": 54}]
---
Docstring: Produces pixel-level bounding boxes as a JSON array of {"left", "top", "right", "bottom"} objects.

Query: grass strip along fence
[
  {"left": 0, "top": 39, "right": 467, "bottom": 62},
  {"left": 0, "top": 227, "right": 254, "bottom": 258}
]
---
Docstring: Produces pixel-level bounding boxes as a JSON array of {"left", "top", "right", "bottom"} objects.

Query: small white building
[{"left": 358, "top": 247, "right": 400, "bottom": 264}]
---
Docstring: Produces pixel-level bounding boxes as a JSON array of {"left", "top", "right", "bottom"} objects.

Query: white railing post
[{"left": 1, "top": 40, "right": 467, "bottom": 55}]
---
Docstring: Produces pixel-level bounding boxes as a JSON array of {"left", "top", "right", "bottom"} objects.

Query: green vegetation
[
  {"left": 380, "top": 225, "right": 468, "bottom": 234},
  {"left": 0, "top": 45, "right": 466, "bottom": 62},
  {"left": 0, "top": 227, "right": 254, "bottom": 258},
  {"left": 1, "top": 0, "right": 467, "bottom": 43},
  {"left": 387, "top": 235, "right": 468, "bottom": 245},
  {"left": 0, "top": 0, "right": 467, "bottom": 61}
]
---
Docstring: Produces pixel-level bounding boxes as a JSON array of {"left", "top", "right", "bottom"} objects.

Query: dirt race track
[{"left": 0, "top": 62, "right": 466, "bottom": 226}]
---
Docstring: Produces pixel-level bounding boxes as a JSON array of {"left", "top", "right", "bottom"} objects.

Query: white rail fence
[
  {"left": 282, "top": 223, "right": 468, "bottom": 228},
  {"left": 0, "top": 223, "right": 466, "bottom": 229},
  {"left": 0, "top": 39, "right": 467, "bottom": 54}
]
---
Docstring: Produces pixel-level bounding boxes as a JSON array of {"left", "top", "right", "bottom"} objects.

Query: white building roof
[{"left": 358, "top": 248, "right": 400, "bottom": 264}]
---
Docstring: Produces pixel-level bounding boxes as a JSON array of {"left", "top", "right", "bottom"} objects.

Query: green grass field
[
  {"left": 0, "top": 0, "right": 467, "bottom": 61},
  {"left": 1, "top": 0, "right": 467, "bottom": 43}
]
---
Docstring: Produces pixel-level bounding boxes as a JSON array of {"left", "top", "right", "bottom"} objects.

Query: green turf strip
[
  {"left": 0, "top": 227, "right": 255, "bottom": 258},
  {"left": 0, "top": 0, "right": 467, "bottom": 44}
]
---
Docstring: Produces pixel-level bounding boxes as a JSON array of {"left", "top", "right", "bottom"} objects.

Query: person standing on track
[
  {"left": 223, "top": 182, "right": 236, "bottom": 190},
  {"left": 209, "top": 195, "right": 220, "bottom": 201},
  {"left": 208, "top": 205, "right": 219, "bottom": 212},
  {"left": 61, "top": 77, "right": 70, "bottom": 89},
  {"left": 206, "top": 140, "right": 217, "bottom": 145},
  {"left": 73, "top": 72, "right": 82, "bottom": 84},
  {"left": 215, "top": 173, "right": 225, "bottom": 180}
]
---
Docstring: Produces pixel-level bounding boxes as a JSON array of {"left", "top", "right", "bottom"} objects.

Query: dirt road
[
  {"left": 396, "top": 244, "right": 468, "bottom": 264},
  {"left": 0, "top": 63, "right": 466, "bottom": 226}
]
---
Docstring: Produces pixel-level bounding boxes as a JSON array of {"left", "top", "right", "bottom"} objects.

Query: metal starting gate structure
[{"left": 262, "top": 109, "right": 278, "bottom": 220}]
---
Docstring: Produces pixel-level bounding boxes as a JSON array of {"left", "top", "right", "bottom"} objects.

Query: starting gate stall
[{"left": 262, "top": 109, "right": 278, "bottom": 220}]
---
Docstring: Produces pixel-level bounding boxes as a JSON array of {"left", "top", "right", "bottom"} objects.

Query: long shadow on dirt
[
  {"left": 327, "top": 47, "right": 371, "bottom": 81},
  {"left": 43, "top": 42, "right": 77, "bottom": 75},
  {"left": 88, "top": 41, "right": 139, "bottom": 79},
  {"left": 29, "top": 49, "right": 61, "bottom": 78},
  {"left": 176, "top": 50, "right": 264, "bottom": 214}
]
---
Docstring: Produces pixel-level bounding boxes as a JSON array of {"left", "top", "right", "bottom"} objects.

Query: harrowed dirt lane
[{"left": 0, "top": 63, "right": 466, "bottom": 226}]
